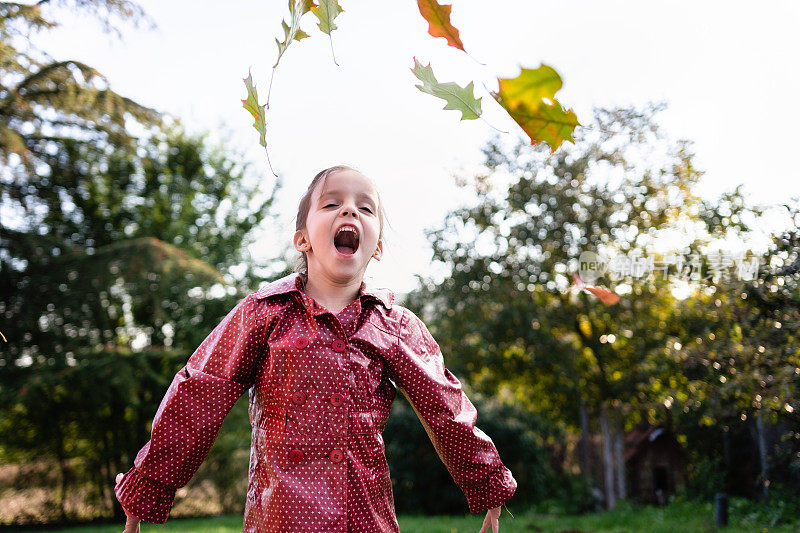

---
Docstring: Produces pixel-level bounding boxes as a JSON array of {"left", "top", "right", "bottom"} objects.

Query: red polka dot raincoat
[{"left": 114, "top": 272, "right": 517, "bottom": 531}]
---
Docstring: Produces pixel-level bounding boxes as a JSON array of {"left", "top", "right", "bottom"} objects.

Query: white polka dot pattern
[
  {"left": 385, "top": 307, "right": 517, "bottom": 514},
  {"left": 114, "top": 272, "right": 517, "bottom": 530}
]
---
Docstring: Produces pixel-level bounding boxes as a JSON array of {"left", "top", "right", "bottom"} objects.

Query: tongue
[{"left": 336, "top": 244, "right": 355, "bottom": 255}]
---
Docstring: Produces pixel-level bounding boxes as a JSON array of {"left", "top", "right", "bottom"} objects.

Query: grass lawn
[{"left": 18, "top": 499, "right": 799, "bottom": 532}]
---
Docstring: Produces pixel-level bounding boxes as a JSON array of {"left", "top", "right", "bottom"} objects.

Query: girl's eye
[
  {"left": 324, "top": 203, "right": 337, "bottom": 208},
  {"left": 360, "top": 206, "right": 373, "bottom": 213}
]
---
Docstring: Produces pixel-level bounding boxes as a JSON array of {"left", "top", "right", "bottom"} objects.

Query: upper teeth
[{"left": 337, "top": 227, "right": 357, "bottom": 236}]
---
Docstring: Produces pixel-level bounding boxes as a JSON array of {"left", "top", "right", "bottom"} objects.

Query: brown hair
[{"left": 293, "top": 164, "right": 388, "bottom": 275}]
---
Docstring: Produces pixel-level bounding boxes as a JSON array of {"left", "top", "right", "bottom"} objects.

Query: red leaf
[{"left": 416, "top": 0, "right": 465, "bottom": 52}]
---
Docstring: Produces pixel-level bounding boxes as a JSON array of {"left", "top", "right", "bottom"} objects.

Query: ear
[
  {"left": 372, "top": 239, "right": 383, "bottom": 261},
  {"left": 293, "top": 230, "right": 310, "bottom": 252}
]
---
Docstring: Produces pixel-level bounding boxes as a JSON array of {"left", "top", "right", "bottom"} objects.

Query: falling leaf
[
  {"left": 491, "top": 64, "right": 580, "bottom": 153},
  {"left": 311, "top": 0, "right": 343, "bottom": 64},
  {"left": 411, "top": 57, "right": 482, "bottom": 120},
  {"left": 312, "top": 0, "right": 343, "bottom": 35},
  {"left": 274, "top": 0, "right": 316, "bottom": 68},
  {"left": 585, "top": 285, "right": 621, "bottom": 305},
  {"left": 242, "top": 69, "right": 267, "bottom": 149},
  {"left": 572, "top": 272, "right": 621, "bottom": 305},
  {"left": 416, "top": 0, "right": 465, "bottom": 52}
]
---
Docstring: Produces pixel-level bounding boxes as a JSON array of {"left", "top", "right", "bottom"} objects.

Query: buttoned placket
[{"left": 291, "top": 288, "right": 363, "bottom": 523}]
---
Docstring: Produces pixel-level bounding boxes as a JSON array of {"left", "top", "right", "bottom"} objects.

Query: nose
[{"left": 339, "top": 200, "right": 359, "bottom": 218}]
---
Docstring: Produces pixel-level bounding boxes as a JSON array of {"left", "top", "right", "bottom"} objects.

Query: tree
[
  {"left": 666, "top": 201, "right": 800, "bottom": 500},
  {"left": 403, "top": 102, "right": 760, "bottom": 508},
  {"left": 0, "top": 124, "right": 284, "bottom": 521},
  {"left": 0, "top": 0, "right": 160, "bottom": 176}
]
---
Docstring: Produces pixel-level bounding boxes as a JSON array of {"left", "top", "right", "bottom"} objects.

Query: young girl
[{"left": 114, "top": 165, "right": 517, "bottom": 532}]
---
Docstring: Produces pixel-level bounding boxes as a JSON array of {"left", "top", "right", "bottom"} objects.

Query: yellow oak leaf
[{"left": 491, "top": 64, "right": 581, "bottom": 153}]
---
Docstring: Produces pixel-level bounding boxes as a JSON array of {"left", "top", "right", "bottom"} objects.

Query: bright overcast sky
[{"left": 35, "top": 0, "right": 800, "bottom": 296}]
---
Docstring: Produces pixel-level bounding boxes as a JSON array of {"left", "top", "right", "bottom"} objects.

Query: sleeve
[
  {"left": 114, "top": 293, "right": 269, "bottom": 523},
  {"left": 385, "top": 308, "right": 517, "bottom": 514}
]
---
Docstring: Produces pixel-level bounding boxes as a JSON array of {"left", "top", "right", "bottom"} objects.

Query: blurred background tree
[
  {"left": 667, "top": 205, "right": 800, "bottom": 503},
  {"left": 0, "top": 0, "right": 286, "bottom": 523},
  {"left": 0, "top": 0, "right": 159, "bottom": 173},
  {"left": 402, "top": 102, "right": 797, "bottom": 512}
]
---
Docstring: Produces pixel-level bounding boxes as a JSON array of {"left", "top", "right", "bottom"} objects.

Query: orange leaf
[
  {"left": 584, "top": 286, "right": 621, "bottom": 305},
  {"left": 416, "top": 0, "right": 465, "bottom": 52},
  {"left": 572, "top": 272, "right": 621, "bottom": 305}
]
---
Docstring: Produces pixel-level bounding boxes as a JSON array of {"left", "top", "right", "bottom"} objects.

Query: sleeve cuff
[
  {"left": 114, "top": 466, "right": 177, "bottom": 524},
  {"left": 464, "top": 465, "right": 518, "bottom": 514}
]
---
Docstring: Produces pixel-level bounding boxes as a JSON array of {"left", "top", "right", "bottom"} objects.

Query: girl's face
[{"left": 294, "top": 169, "right": 383, "bottom": 282}]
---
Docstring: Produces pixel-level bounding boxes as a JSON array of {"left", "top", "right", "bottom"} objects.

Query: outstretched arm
[
  {"left": 114, "top": 293, "right": 269, "bottom": 523},
  {"left": 383, "top": 307, "right": 517, "bottom": 514}
]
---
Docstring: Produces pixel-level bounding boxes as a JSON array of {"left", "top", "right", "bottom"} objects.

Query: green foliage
[
  {"left": 684, "top": 454, "right": 726, "bottom": 501},
  {"left": 0, "top": 118, "right": 282, "bottom": 521},
  {"left": 730, "top": 483, "right": 800, "bottom": 528},
  {"left": 0, "top": 1, "right": 160, "bottom": 174},
  {"left": 0, "top": 345, "right": 193, "bottom": 519},
  {"left": 383, "top": 387, "right": 555, "bottom": 514},
  {"left": 404, "top": 102, "right": 709, "bottom": 430},
  {"left": 663, "top": 203, "right": 800, "bottom": 498},
  {"left": 402, "top": 101, "right": 800, "bottom": 507},
  {"left": 529, "top": 471, "right": 598, "bottom": 515},
  {"left": 30, "top": 498, "right": 800, "bottom": 532}
]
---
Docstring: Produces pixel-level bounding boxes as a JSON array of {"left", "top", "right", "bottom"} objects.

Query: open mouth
[{"left": 334, "top": 226, "right": 360, "bottom": 256}]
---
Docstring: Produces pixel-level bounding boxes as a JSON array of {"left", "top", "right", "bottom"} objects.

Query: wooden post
[
  {"left": 580, "top": 399, "right": 591, "bottom": 478},
  {"left": 600, "top": 401, "right": 616, "bottom": 509},
  {"left": 755, "top": 410, "right": 770, "bottom": 501},
  {"left": 613, "top": 405, "right": 627, "bottom": 501}
]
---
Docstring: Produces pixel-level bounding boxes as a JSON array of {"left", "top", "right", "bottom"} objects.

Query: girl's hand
[
  {"left": 478, "top": 505, "right": 502, "bottom": 532},
  {"left": 115, "top": 473, "right": 141, "bottom": 533}
]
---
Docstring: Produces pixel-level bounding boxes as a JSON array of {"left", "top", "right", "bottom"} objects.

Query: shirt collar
[{"left": 254, "top": 271, "right": 394, "bottom": 312}]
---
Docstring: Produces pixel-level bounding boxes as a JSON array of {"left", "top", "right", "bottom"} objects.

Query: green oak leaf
[
  {"left": 411, "top": 57, "right": 482, "bottom": 120},
  {"left": 242, "top": 69, "right": 267, "bottom": 149},
  {"left": 311, "top": 0, "right": 343, "bottom": 65},
  {"left": 312, "top": 0, "right": 343, "bottom": 34},
  {"left": 274, "top": 0, "right": 316, "bottom": 68}
]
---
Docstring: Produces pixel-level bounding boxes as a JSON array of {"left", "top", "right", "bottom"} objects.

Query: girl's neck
[{"left": 300, "top": 272, "right": 362, "bottom": 314}]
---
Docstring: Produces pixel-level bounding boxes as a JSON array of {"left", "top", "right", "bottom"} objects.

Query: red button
[
  {"left": 329, "top": 448, "right": 343, "bottom": 463},
  {"left": 292, "top": 390, "right": 307, "bottom": 405},
  {"left": 330, "top": 392, "right": 345, "bottom": 407},
  {"left": 289, "top": 448, "right": 303, "bottom": 462},
  {"left": 331, "top": 339, "right": 346, "bottom": 352},
  {"left": 294, "top": 336, "right": 309, "bottom": 349}
]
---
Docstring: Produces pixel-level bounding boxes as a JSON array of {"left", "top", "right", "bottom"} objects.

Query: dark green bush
[{"left": 383, "top": 387, "right": 556, "bottom": 515}]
